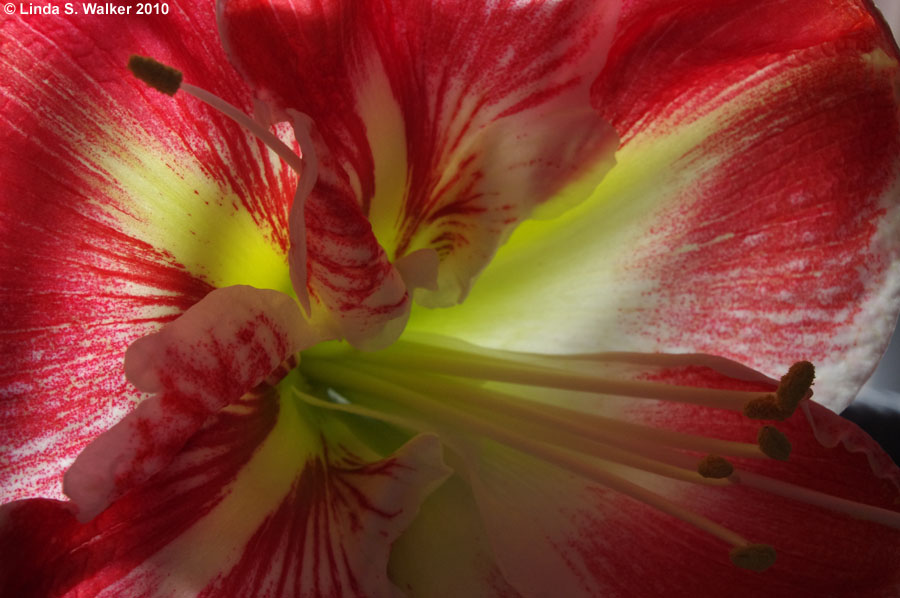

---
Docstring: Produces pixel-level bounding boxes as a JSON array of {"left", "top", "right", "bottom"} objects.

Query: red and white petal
[
  {"left": 285, "top": 110, "right": 423, "bottom": 349},
  {"left": 407, "top": 0, "right": 900, "bottom": 411},
  {"left": 218, "top": 0, "right": 619, "bottom": 316},
  {"left": 0, "top": 7, "right": 297, "bottom": 502},
  {"left": 302, "top": 126, "right": 412, "bottom": 350},
  {"left": 64, "top": 285, "right": 313, "bottom": 521},
  {"left": 629, "top": 361, "right": 900, "bottom": 488},
  {"left": 0, "top": 389, "right": 449, "bottom": 598},
  {"left": 370, "top": 346, "right": 897, "bottom": 596},
  {"left": 451, "top": 410, "right": 900, "bottom": 598}
]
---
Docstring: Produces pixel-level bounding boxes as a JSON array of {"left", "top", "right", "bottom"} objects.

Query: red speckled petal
[
  {"left": 0, "top": 6, "right": 297, "bottom": 503},
  {"left": 0, "top": 388, "right": 450, "bottom": 598},
  {"left": 64, "top": 286, "right": 312, "bottom": 521},
  {"left": 452, "top": 372, "right": 900, "bottom": 597},
  {"left": 407, "top": 0, "right": 900, "bottom": 412},
  {"left": 300, "top": 119, "right": 412, "bottom": 350},
  {"left": 218, "top": 0, "right": 620, "bottom": 315}
]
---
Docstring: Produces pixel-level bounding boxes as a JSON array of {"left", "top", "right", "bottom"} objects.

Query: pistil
[
  {"left": 128, "top": 55, "right": 306, "bottom": 175},
  {"left": 128, "top": 54, "right": 319, "bottom": 310}
]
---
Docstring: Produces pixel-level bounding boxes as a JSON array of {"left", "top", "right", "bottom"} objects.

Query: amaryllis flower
[{"left": 2, "top": 0, "right": 900, "bottom": 596}]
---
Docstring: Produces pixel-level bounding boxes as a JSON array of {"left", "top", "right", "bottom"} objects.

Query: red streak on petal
[
  {"left": 591, "top": 0, "right": 900, "bottom": 380},
  {"left": 222, "top": 0, "right": 617, "bottom": 307},
  {"left": 2, "top": 5, "right": 296, "bottom": 500},
  {"left": 0, "top": 392, "right": 278, "bottom": 597}
]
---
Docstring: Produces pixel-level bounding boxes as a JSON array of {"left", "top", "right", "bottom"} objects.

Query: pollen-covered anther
[
  {"left": 729, "top": 544, "right": 777, "bottom": 572},
  {"left": 743, "top": 394, "right": 788, "bottom": 421},
  {"left": 757, "top": 426, "right": 792, "bottom": 461},
  {"left": 697, "top": 455, "right": 734, "bottom": 479},
  {"left": 743, "top": 361, "right": 814, "bottom": 421},
  {"left": 775, "top": 360, "right": 815, "bottom": 414},
  {"left": 127, "top": 55, "right": 182, "bottom": 95}
]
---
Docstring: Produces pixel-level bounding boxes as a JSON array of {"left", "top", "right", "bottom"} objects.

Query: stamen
[
  {"left": 128, "top": 55, "right": 182, "bottom": 95},
  {"left": 308, "top": 359, "right": 731, "bottom": 486},
  {"left": 734, "top": 470, "right": 900, "bottom": 530},
  {"left": 533, "top": 441, "right": 758, "bottom": 555},
  {"left": 775, "top": 361, "right": 815, "bottom": 414},
  {"left": 757, "top": 426, "right": 792, "bottom": 461},
  {"left": 301, "top": 358, "right": 760, "bottom": 558},
  {"left": 127, "top": 55, "right": 318, "bottom": 309},
  {"left": 697, "top": 455, "right": 735, "bottom": 479},
  {"left": 743, "top": 395, "right": 787, "bottom": 421},
  {"left": 356, "top": 364, "right": 766, "bottom": 461},
  {"left": 744, "top": 361, "right": 814, "bottom": 421},
  {"left": 127, "top": 55, "right": 305, "bottom": 175},
  {"left": 293, "top": 388, "right": 427, "bottom": 433},
  {"left": 729, "top": 544, "right": 777, "bottom": 572},
  {"left": 301, "top": 351, "right": 900, "bottom": 571},
  {"left": 354, "top": 341, "right": 765, "bottom": 411}
]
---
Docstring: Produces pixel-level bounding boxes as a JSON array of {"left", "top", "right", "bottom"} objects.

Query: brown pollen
[
  {"left": 744, "top": 395, "right": 788, "bottom": 421},
  {"left": 775, "top": 361, "right": 815, "bottom": 414},
  {"left": 758, "top": 426, "right": 792, "bottom": 461},
  {"left": 697, "top": 455, "right": 734, "bottom": 479},
  {"left": 128, "top": 55, "right": 182, "bottom": 96}
]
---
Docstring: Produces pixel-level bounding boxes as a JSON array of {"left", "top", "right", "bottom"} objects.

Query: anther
[
  {"left": 128, "top": 55, "right": 182, "bottom": 96},
  {"left": 729, "top": 544, "right": 777, "bottom": 572},
  {"left": 757, "top": 426, "right": 792, "bottom": 461},
  {"left": 743, "top": 395, "right": 787, "bottom": 421},
  {"left": 775, "top": 361, "right": 814, "bottom": 414},
  {"left": 744, "top": 361, "right": 814, "bottom": 420},
  {"left": 697, "top": 455, "right": 734, "bottom": 479}
]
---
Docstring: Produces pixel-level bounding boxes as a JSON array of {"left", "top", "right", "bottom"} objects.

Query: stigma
[
  {"left": 128, "top": 55, "right": 183, "bottom": 95},
  {"left": 128, "top": 54, "right": 319, "bottom": 312},
  {"left": 128, "top": 54, "right": 308, "bottom": 176}
]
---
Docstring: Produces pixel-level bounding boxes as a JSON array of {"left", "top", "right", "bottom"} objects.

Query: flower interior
[{"left": 114, "top": 54, "right": 900, "bottom": 575}]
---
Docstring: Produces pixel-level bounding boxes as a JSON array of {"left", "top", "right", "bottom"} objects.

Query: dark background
[{"left": 841, "top": 322, "right": 900, "bottom": 465}]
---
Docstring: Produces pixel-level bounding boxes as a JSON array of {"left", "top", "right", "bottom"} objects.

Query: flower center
[
  {"left": 293, "top": 336, "right": 900, "bottom": 573},
  {"left": 127, "top": 54, "right": 900, "bottom": 574}
]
